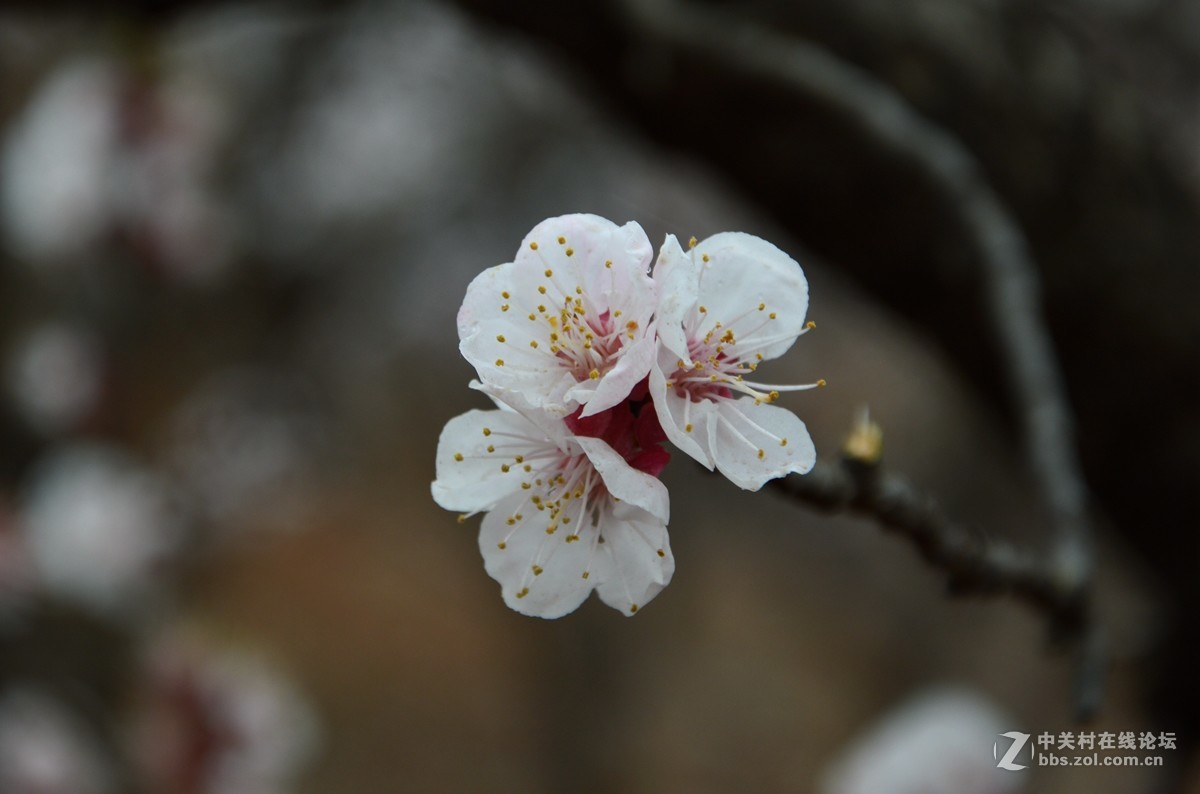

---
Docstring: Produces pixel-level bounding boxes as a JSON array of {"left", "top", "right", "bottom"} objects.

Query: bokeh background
[{"left": 0, "top": 1, "right": 1196, "bottom": 792}]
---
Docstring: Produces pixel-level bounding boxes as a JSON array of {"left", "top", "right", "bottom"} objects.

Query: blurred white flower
[
  {"left": 0, "top": 688, "right": 116, "bottom": 794},
  {"left": 649, "top": 232, "right": 820, "bottom": 490},
  {"left": 0, "top": 58, "right": 120, "bottom": 266},
  {"left": 0, "top": 55, "right": 234, "bottom": 282},
  {"left": 20, "top": 445, "right": 185, "bottom": 618},
  {"left": 5, "top": 322, "right": 104, "bottom": 436},
  {"left": 131, "top": 635, "right": 319, "bottom": 794},
  {"left": 820, "top": 687, "right": 1025, "bottom": 794}
]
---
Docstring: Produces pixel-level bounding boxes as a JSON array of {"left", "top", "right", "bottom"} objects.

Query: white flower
[
  {"left": 432, "top": 391, "right": 673, "bottom": 618},
  {"left": 5, "top": 322, "right": 103, "bottom": 436},
  {"left": 457, "top": 214, "right": 658, "bottom": 418},
  {"left": 0, "top": 688, "right": 116, "bottom": 794},
  {"left": 649, "top": 233, "right": 820, "bottom": 490},
  {"left": 131, "top": 634, "right": 319, "bottom": 794},
  {"left": 19, "top": 445, "right": 185, "bottom": 618}
]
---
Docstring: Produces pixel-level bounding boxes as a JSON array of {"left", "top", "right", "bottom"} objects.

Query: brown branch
[
  {"left": 769, "top": 434, "right": 1103, "bottom": 720},
  {"left": 620, "top": 0, "right": 1103, "bottom": 719},
  {"left": 770, "top": 457, "right": 1076, "bottom": 618}
]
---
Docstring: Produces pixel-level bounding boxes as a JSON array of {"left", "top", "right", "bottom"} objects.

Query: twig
[
  {"left": 619, "top": 0, "right": 1102, "bottom": 716},
  {"left": 769, "top": 446, "right": 1102, "bottom": 721},
  {"left": 769, "top": 455, "right": 1079, "bottom": 627}
]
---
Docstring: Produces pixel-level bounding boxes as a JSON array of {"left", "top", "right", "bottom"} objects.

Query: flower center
[
  {"left": 565, "top": 378, "right": 670, "bottom": 477},
  {"left": 666, "top": 315, "right": 823, "bottom": 406}
]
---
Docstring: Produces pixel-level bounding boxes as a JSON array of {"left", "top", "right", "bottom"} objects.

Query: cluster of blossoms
[{"left": 433, "top": 214, "right": 822, "bottom": 618}]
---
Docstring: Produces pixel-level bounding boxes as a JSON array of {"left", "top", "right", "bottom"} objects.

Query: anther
[
  {"left": 806, "top": 320, "right": 816, "bottom": 329},
  {"left": 532, "top": 565, "right": 543, "bottom": 576},
  {"left": 688, "top": 236, "right": 697, "bottom": 249},
  {"left": 482, "top": 427, "right": 492, "bottom": 436},
  {"left": 544, "top": 269, "right": 553, "bottom": 277},
  {"left": 496, "top": 334, "right": 506, "bottom": 343},
  {"left": 565, "top": 248, "right": 574, "bottom": 257},
  {"left": 497, "top": 541, "right": 506, "bottom": 549},
  {"left": 769, "top": 312, "right": 777, "bottom": 319},
  {"left": 757, "top": 449, "right": 765, "bottom": 459},
  {"left": 516, "top": 587, "right": 529, "bottom": 598},
  {"left": 589, "top": 369, "right": 600, "bottom": 380},
  {"left": 529, "top": 242, "right": 538, "bottom": 250},
  {"left": 453, "top": 452, "right": 463, "bottom": 462},
  {"left": 530, "top": 340, "right": 539, "bottom": 349},
  {"left": 495, "top": 359, "right": 504, "bottom": 366},
  {"left": 557, "top": 236, "right": 565, "bottom": 244},
  {"left": 817, "top": 379, "right": 827, "bottom": 387}
]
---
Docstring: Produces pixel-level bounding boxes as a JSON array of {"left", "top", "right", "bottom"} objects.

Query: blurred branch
[{"left": 618, "top": 0, "right": 1102, "bottom": 716}]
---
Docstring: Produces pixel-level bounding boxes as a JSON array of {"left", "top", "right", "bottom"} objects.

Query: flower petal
[
  {"left": 708, "top": 400, "right": 816, "bottom": 491},
  {"left": 650, "top": 234, "right": 697, "bottom": 364},
  {"left": 574, "top": 435, "right": 669, "bottom": 523},
  {"left": 458, "top": 214, "right": 656, "bottom": 416},
  {"left": 517, "top": 215, "right": 654, "bottom": 320},
  {"left": 593, "top": 501, "right": 675, "bottom": 617},
  {"left": 648, "top": 349, "right": 715, "bottom": 469},
  {"left": 691, "top": 232, "right": 809, "bottom": 363},
  {"left": 468, "top": 380, "right": 572, "bottom": 449},
  {"left": 431, "top": 409, "right": 557, "bottom": 513},
  {"left": 479, "top": 492, "right": 597, "bottom": 618},
  {"left": 457, "top": 263, "right": 579, "bottom": 416}
]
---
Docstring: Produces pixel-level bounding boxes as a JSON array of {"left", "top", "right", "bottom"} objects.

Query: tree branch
[
  {"left": 769, "top": 444, "right": 1103, "bottom": 719},
  {"left": 618, "top": 0, "right": 1103, "bottom": 716}
]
